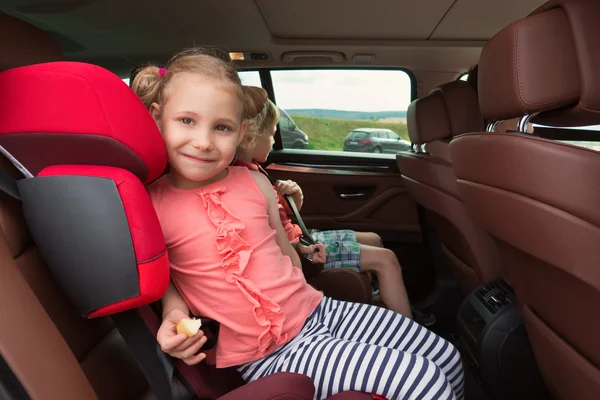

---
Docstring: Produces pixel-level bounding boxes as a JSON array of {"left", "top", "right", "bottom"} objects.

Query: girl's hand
[
  {"left": 296, "top": 242, "right": 327, "bottom": 264},
  {"left": 276, "top": 180, "right": 304, "bottom": 210},
  {"left": 275, "top": 180, "right": 302, "bottom": 196},
  {"left": 157, "top": 308, "right": 207, "bottom": 365}
]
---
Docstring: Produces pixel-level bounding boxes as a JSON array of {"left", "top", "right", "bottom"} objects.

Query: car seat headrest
[
  {"left": 479, "top": 0, "right": 600, "bottom": 127},
  {"left": 431, "top": 81, "right": 484, "bottom": 134},
  {"left": 0, "top": 62, "right": 170, "bottom": 318},
  {"left": 407, "top": 91, "right": 452, "bottom": 145},
  {"left": 531, "top": 0, "right": 600, "bottom": 126},
  {"left": 0, "top": 61, "right": 167, "bottom": 183}
]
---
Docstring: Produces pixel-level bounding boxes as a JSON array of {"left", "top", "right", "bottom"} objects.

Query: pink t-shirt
[
  {"left": 234, "top": 160, "right": 303, "bottom": 242},
  {"left": 148, "top": 166, "right": 322, "bottom": 368}
]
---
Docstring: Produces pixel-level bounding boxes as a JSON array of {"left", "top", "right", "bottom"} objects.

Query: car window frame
[{"left": 238, "top": 67, "right": 417, "bottom": 151}]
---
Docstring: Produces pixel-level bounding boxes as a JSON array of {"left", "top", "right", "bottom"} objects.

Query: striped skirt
[{"left": 238, "top": 297, "right": 464, "bottom": 400}]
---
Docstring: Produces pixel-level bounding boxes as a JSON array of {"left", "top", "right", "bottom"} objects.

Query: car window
[
  {"left": 238, "top": 70, "right": 262, "bottom": 87},
  {"left": 279, "top": 112, "right": 294, "bottom": 130},
  {"left": 533, "top": 124, "right": 600, "bottom": 151},
  {"left": 348, "top": 131, "right": 369, "bottom": 140},
  {"left": 270, "top": 69, "right": 412, "bottom": 152}
]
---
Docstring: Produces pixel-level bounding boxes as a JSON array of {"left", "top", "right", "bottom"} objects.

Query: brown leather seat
[
  {"left": 397, "top": 81, "right": 503, "bottom": 294},
  {"left": 450, "top": 1, "right": 600, "bottom": 398}
]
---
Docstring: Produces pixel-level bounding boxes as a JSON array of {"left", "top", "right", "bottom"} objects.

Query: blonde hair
[
  {"left": 131, "top": 48, "right": 261, "bottom": 120},
  {"left": 240, "top": 86, "right": 280, "bottom": 148}
]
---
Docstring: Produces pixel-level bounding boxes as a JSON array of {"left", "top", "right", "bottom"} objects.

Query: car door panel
[{"left": 265, "top": 152, "right": 420, "bottom": 235}]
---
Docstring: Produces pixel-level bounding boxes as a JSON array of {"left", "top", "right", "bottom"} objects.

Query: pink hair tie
[{"left": 158, "top": 67, "right": 167, "bottom": 77}]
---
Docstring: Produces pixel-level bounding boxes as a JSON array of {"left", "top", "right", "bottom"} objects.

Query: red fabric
[
  {"left": 234, "top": 160, "right": 302, "bottom": 241},
  {"left": 0, "top": 61, "right": 167, "bottom": 182},
  {"left": 39, "top": 165, "right": 170, "bottom": 317}
]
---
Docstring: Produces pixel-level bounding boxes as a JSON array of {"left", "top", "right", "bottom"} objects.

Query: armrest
[{"left": 217, "top": 372, "right": 314, "bottom": 400}]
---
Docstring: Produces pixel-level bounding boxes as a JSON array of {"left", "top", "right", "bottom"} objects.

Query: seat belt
[
  {"left": 0, "top": 169, "right": 193, "bottom": 400},
  {"left": 112, "top": 310, "right": 193, "bottom": 400}
]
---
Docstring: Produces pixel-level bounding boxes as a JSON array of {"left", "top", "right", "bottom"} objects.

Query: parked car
[
  {"left": 343, "top": 128, "right": 411, "bottom": 153},
  {"left": 278, "top": 108, "right": 309, "bottom": 149}
]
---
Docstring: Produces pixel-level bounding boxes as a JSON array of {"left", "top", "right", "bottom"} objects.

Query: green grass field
[{"left": 289, "top": 115, "right": 409, "bottom": 151}]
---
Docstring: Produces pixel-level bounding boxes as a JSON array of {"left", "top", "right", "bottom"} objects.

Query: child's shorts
[{"left": 311, "top": 229, "right": 361, "bottom": 271}]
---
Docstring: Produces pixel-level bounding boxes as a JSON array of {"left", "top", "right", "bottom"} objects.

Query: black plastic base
[{"left": 457, "top": 280, "right": 550, "bottom": 400}]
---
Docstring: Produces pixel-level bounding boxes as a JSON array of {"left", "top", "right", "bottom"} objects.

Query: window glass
[
  {"left": 279, "top": 112, "right": 294, "bottom": 130},
  {"left": 459, "top": 73, "right": 469, "bottom": 82},
  {"left": 533, "top": 124, "right": 600, "bottom": 151},
  {"left": 348, "top": 131, "right": 369, "bottom": 140},
  {"left": 270, "top": 69, "right": 412, "bottom": 152},
  {"left": 238, "top": 70, "right": 262, "bottom": 87}
]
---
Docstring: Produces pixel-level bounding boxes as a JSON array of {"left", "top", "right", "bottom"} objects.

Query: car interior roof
[{"left": 0, "top": 0, "right": 547, "bottom": 76}]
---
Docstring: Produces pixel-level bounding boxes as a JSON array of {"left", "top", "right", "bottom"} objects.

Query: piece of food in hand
[{"left": 176, "top": 318, "right": 202, "bottom": 337}]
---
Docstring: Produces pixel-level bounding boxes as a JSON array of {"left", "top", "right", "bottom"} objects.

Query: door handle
[{"left": 339, "top": 192, "right": 368, "bottom": 199}]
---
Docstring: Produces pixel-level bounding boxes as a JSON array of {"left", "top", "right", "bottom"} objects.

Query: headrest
[
  {"left": 408, "top": 81, "right": 484, "bottom": 145},
  {"left": 479, "top": 0, "right": 600, "bottom": 126},
  {"left": 407, "top": 91, "right": 451, "bottom": 145},
  {"left": 431, "top": 81, "right": 484, "bottom": 134},
  {"left": 532, "top": 0, "right": 600, "bottom": 126},
  {"left": 0, "top": 12, "right": 63, "bottom": 71},
  {"left": 0, "top": 62, "right": 167, "bottom": 183}
]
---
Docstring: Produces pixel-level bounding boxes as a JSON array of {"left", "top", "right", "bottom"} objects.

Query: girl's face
[
  {"left": 251, "top": 123, "right": 277, "bottom": 163},
  {"left": 152, "top": 73, "right": 246, "bottom": 189}
]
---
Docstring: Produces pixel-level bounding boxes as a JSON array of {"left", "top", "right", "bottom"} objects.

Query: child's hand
[
  {"left": 297, "top": 242, "right": 327, "bottom": 264},
  {"left": 157, "top": 308, "right": 207, "bottom": 365},
  {"left": 276, "top": 180, "right": 302, "bottom": 197}
]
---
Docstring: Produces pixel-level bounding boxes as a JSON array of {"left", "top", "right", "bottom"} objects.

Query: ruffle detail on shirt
[{"left": 199, "top": 186, "right": 287, "bottom": 357}]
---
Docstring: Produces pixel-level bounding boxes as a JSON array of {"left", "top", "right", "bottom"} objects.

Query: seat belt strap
[
  {"left": 0, "top": 168, "right": 21, "bottom": 201},
  {"left": 112, "top": 310, "right": 194, "bottom": 400}
]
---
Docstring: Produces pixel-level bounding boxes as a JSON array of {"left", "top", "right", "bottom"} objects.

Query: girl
[
  {"left": 236, "top": 87, "right": 417, "bottom": 319},
  {"left": 133, "top": 48, "right": 464, "bottom": 400}
]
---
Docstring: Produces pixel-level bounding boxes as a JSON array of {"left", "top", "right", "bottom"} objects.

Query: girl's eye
[
  {"left": 180, "top": 118, "right": 194, "bottom": 125},
  {"left": 216, "top": 125, "right": 231, "bottom": 132}
]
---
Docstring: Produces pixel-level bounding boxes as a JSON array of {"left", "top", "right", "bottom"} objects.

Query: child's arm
[
  {"left": 161, "top": 280, "right": 190, "bottom": 319},
  {"left": 251, "top": 171, "right": 303, "bottom": 269}
]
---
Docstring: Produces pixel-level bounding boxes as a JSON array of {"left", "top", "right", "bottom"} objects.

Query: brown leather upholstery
[
  {"left": 478, "top": 8, "right": 579, "bottom": 122},
  {"left": 451, "top": 133, "right": 600, "bottom": 400},
  {"left": 406, "top": 91, "right": 451, "bottom": 145},
  {"left": 0, "top": 11, "right": 64, "bottom": 70},
  {"left": 451, "top": 1, "right": 600, "bottom": 398},
  {"left": 398, "top": 81, "right": 502, "bottom": 294},
  {"left": 531, "top": 0, "right": 600, "bottom": 126}
]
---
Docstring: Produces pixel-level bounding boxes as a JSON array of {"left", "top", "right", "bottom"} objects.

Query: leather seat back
[
  {"left": 397, "top": 81, "right": 503, "bottom": 294},
  {"left": 450, "top": 1, "right": 600, "bottom": 398}
]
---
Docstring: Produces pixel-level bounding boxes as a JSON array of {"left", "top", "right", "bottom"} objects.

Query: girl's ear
[
  {"left": 237, "top": 120, "right": 248, "bottom": 145},
  {"left": 150, "top": 103, "right": 162, "bottom": 129}
]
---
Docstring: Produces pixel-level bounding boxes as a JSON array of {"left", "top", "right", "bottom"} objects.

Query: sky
[{"left": 239, "top": 69, "right": 412, "bottom": 112}]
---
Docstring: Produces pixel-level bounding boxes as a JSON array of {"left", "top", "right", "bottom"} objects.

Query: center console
[{"left": 456, "top": 280, "right": 550, "bottom": 400}]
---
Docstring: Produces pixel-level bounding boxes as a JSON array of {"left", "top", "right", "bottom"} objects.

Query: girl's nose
[{"left": 191, "top": 131, "right": 214, "bottom": 151}]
